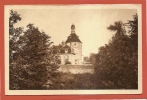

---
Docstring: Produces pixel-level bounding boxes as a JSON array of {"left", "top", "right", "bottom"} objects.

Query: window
[
  {"left": 64, "top": 55, "right": 69, "bottom": 62},
  {"left": 65, "top": 49, "right": 68, "bottom": 53}
]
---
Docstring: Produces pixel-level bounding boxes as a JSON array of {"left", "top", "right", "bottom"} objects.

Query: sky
[{"left": 11, "top": 5, "right": 137, "bottom": 57}]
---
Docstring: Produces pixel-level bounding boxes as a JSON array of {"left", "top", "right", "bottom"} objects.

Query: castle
[{"left": 52, "top": 24, "right": 82, "bottom": 65}]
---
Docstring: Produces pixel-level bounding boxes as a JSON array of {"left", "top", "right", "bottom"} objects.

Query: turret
[{"left": 71, "top": 24, "right": 75, "bottom": 34}]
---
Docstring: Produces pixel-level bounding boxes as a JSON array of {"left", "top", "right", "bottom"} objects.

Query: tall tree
[
  {"left": 12, "top": 24, "right": 59, "bottom": 89},
  {"left": 107, "top": 21, "right": 126, "bottom": 36},
  {"left": 9, "top": 10, "right": 24, "bottom": 89},
  {"left": 9, "top": 10, "right": 23, "bottom": 63},
  {"left": 9, "top": 11, "right": 59, "bottom": 90},
  {"left": 94, "top": 14, "right": 138, "bottom": 89},
  {"left": 127, "top": 13, "right": 138, "bottom": 51}
]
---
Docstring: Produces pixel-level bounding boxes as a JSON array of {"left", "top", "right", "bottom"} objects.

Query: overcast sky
[{"left": 12, "top": 5, "right": 137, "bottom": 56}]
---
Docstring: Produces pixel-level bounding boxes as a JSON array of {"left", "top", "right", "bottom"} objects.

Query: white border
[{"left": 5, "top": 4, "right": 142, "bottom": 95}]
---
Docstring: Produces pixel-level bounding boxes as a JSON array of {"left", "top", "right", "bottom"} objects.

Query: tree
[
  {"left": 89, "top": 53, "right": 96, "bottom": 64},
  {"left": 126, "top": 13, "right": 138, "bottom": 52},
  {"left": 83, "top": 56, "right": 89, "bottom": 62},
  {"left": 94, "top": 14, "right": 138, "bottom": 89},
  {"left": 9, "top": 11, "right": 59, "bottom": 90},
  {"left": 15, "top": 24, "right": 59, "bottom": 89},
  {"left": 107, "top": 21, "right": 126, "bottom": 36},
  {"left": 9, "top": 10, "right": 23, "bottom": 63},
  {"left": 9, "top": 10, "right": 24, "bottom": 89}
]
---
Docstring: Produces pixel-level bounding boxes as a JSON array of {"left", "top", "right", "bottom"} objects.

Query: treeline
[
  {"left": 94, "top": 14, "right": 138, "bottom": 89},
  {"left": 9, "top": 10, "right": 59, "bottom": 89}
]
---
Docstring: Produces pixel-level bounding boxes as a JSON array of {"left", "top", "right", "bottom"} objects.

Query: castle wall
[{"left": 58, "top": 65, "right": 94, "bottom": 74}]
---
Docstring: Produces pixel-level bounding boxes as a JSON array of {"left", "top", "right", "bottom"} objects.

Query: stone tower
[{"left": 65, "top": 24, "right": 82, "bottom": 64}]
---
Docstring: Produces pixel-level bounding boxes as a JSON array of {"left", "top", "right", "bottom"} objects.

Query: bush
[
  {"left": 48, "top": 73, "right": 99, "bottom": 89},
  {"left": 65, "top": 61, "right": 71, "bottom": 65}
]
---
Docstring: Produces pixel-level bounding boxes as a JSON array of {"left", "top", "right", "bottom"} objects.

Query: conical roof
[{"left": 65, "top": 33, "right": 82, "bottom": 43}]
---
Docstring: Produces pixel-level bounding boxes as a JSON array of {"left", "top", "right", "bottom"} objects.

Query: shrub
[{"left": 65, "top": 61, "right": 71, "bottom": 65}]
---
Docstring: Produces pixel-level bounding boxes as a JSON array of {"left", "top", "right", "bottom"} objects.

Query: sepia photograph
[{"left": 5, "top": 4, "right": 142, "bottom": 95}]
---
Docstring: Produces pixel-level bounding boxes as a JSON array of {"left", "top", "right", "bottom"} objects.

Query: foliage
[
  {"left": 9, "top": 11, "right": 59, "bottom": 90},
  {"left": 89, "top": 53, "right": 96, "bottom": 64},
  {"left": 65, "top": 60, "right": 71, "bottom": 65},
  {"left": 94, "top": 14, "right": 138, "bottom": 89},
  {"left": 48, "top": 73, "right": 101, "bottom": 89},
  {"left": 127, "top": 13, "right": 138, "bottom": 52},
  {"left": 9, "top": 10, "right": 23, "bottom": 63},
  {"left": 9, "top": 10, "right": 23, "bottom": 89},
  {"left": 107, "top": 21, "right": 126, "bottom": 35},
  {"left": 83, "top": 56, "right": 90, "bottom": 62}
]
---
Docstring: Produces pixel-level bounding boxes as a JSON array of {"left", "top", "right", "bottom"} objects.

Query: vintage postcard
[{"left": 5, "top": 4, "right": 142, "bottom": 95}]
